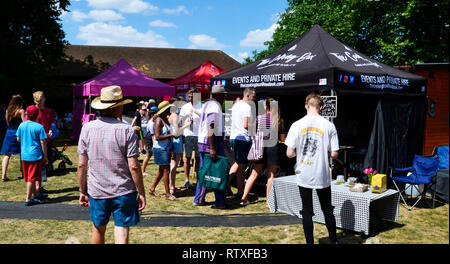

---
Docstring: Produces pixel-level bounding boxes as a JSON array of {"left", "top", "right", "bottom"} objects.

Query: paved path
[{"left": 0, "top": 201, "right": 302, "bottom": 227}]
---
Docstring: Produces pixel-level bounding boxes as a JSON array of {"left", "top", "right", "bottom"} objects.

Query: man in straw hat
[{"left": 77, "top": 85, "right": 146, "bottom": 244}]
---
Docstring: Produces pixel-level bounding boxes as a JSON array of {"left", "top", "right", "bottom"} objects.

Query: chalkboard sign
[{"left": 320, "top": 96, "right": 337, "bottom": 118}]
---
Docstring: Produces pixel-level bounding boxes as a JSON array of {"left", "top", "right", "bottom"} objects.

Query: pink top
[{"left": 77, "top": 117, "right": 139, "bottom": 199}]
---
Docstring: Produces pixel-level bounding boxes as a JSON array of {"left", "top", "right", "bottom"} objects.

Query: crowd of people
[
  {"left": 1, "top": 85, "right": 340, "bottom": 244},
  {"left": 0, "top": 91, "right": 57, "bottom": 206},
  {"left": 119, "top": 86, "right": 287, "bottom": 208}
]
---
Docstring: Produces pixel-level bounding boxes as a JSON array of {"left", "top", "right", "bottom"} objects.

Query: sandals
[
  {"left": 2, "top": 178, "right": 10, "bottom": 182},
  {"left": 148, "top": 188, "right": 161, "bottom": 197},
  {"left": 166, "top": 194, "right": 178, "bottom": 201}
]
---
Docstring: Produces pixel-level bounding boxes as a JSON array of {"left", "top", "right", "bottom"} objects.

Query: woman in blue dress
[{"left": 1, "top": 95, "right": 25, "bottom": 182}]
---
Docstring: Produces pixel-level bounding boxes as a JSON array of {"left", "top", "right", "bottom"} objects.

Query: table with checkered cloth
[{"left": 267, "top": 175, "right": 400, "bottom": 235}]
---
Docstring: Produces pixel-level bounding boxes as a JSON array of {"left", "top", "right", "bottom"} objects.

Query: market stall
[
  {"left": 212, "top": 25, "right": 428, "bottom": 178},
  {"left": 72, "top": 58, "right": 175, "bottom": 141},
  {"left": 168, "top": 60, "right": 226, "bottom": 100}
]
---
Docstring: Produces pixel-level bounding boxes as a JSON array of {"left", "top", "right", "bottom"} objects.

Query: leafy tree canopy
[
  {"left": 0, "top": 0, "right": 70, "bottom": 101},
  {"left": 245, "top": 0, "right": 449, "bottom": 66}
]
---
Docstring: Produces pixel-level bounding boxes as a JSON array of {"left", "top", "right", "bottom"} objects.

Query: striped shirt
[
  {"left": 256, "top": 113, "right": 272, "bottom": 140},
  {"left": 78, "top": 116, "right": 139, "bottom": 199}
]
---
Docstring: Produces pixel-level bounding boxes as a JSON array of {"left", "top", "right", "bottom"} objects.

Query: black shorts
[
  {"left": 253, "top": 144, "right": 280, "bottom": 166},
  {"left": 231, "top": 139, "right": 252, "bottom": 164}
]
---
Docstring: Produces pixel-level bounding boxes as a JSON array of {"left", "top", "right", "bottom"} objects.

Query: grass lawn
[{"left": 0, "top": 133, "right": 448, "bottom": 244}]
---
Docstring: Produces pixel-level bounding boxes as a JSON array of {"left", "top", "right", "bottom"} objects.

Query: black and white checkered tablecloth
[{"left": 267, "top": 175, "right": 400, "bottom": 235}]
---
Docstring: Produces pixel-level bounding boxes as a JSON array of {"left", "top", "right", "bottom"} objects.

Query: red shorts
[{"left": 21, "top": 160, "right": 43, "bottom": 183}]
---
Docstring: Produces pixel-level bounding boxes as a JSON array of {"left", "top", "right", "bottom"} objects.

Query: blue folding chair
[
  {"left": 389, "top": 155, "right": 440, "bottom": 210},
  {"left": 433, "top": 145, "right": 449, "bottom": 170}
]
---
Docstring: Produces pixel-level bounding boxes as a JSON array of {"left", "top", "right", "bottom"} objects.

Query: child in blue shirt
[{"left": 16, "top": 105, "right": 48, "bottom": 206}]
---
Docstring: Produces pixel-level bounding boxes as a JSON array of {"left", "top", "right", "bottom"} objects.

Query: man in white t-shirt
[
  {"left": 228, "top": 87, "right": 256, "bottom": 197},
  {"left": 194, "top": 84, "right": 227, "bottom": 209},
  {"left": 179, "top": 88, "right": 202, "bottom": 188},
  {"left": 285, "top": 93, "right": 339, "bottom": 244}
]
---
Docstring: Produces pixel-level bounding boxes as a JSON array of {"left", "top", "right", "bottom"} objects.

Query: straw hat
[
  {"left": 91, "top": 85, "right": 132, "bottom": 110},
  {"left": 156, "top": 101, "right": 175, "bottom": 116}
]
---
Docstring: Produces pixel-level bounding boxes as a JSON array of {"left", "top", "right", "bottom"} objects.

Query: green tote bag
[{"left": 198, "top": 154, "right": 229, "bottom": 191}]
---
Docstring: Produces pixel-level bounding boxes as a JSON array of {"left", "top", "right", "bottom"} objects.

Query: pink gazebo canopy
[
  {"left": 71, "top": 58, "right": 175, "bottom": 142},
  {"left": 73, "top": 58, "right": 175, "bottom": 97}
]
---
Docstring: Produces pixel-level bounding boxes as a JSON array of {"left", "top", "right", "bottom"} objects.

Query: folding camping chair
[
  {"left": 433, "top": 145, "right": 449, "bottom": 171},
  {"left": 432, "top": 145, "right": 449, "bottom": 202},
  {"left": 389, "top": 155, "right": 440, "bottom": 210}
]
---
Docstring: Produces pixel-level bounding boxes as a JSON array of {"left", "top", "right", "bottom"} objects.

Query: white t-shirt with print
[
  {"left": 230, "top": 101, "right": 252, "bottom": 141},
  {"left": 284, "top": 115, "right": 339, "bottom": 189},
  {"left": 179, "top": 102, "right": 202, "bottom": 137},
  {"left": 197, "top": 100, "right": 224, "bottom": 145}
]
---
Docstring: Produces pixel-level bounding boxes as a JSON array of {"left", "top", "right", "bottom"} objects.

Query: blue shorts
[
  {"left": 154, "top": 147, "right": 170, "bottom": 165},
  {"left": 230, "top": 139, "right": 252, "bottom": 164},
  {"left": 171, "top": 137, "right": 183, "bottom": 154},
  {"left": 89, "top": 192, "right": 140, "bottom": 227}
]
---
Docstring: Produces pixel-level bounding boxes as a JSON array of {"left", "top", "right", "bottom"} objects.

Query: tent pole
[
  {"left": 329, "top": 88, "right": 335, "bottom": 180},
  {"left": 329, "top": 88, "right": 335, "bottom": 123},
  {"left": 88, "top": 95, "right": 92, "bottom": 114}
]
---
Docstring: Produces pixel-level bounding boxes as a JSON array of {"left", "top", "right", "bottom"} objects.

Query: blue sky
[{"left": 60, "top": 0, "right": 289, "bottom": 63}]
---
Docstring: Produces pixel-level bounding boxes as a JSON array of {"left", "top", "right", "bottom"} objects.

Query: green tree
[
  {"left": 0, "top": 0, "right": 70, "bottom": 101},
  {"left": 245, "top": 0, "right": 449, "bottom": 66}
]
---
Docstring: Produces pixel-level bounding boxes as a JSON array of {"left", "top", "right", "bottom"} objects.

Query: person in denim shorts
[{"left": 148, "top": 101, "right": 179, "bottom": 201}]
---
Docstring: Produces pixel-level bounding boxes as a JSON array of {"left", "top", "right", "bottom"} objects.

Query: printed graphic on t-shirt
[
  {"left": 302, "top": 136, "right": 318, "bottom": 157},
  {"left": 300, "top": 127, "right": 323, "bottom": 166}
]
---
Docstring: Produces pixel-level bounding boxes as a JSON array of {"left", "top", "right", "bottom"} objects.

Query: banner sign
[
  {"left": 320, "top": 96, "right": 337, "bottom": 118},
  {"left": 211, "top": 25, "right": 427, "bottom": 96}
]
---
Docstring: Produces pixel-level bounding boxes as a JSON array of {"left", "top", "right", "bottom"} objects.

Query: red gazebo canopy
[{"left": 168, "top": 60, "right": 226, "bottom": 93}]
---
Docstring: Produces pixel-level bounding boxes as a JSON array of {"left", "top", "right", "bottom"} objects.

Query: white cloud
[
  {"left": 86, "top": 0, "right": 158, "bottom": 13},
  {"left": 238, "top": 52, "right": 249, "bottom": 61},
  {"left": 162, "top": 5, "right": 189, "bottom": 15},
  {"left": 240, "top": 23, "right": 279, "bottom": 47},
  {"left": 149, "top": 20, "right": 176, "bottom": 28},
  {"left": 188, "top": 34, "right": 226, "bottom": 49},
  {"left": 89, "top": 9, "right": 125, "bottom": 21},
  {"left": 227, "top": 52, "right": 249, "bottom": 63},
  {"left": 77, "top": 22, "right": 172, "bottom": 48},
  {"left": 71, "top": 9, "right": 124, "bottom": 22},
  {"left": 72, "top": 10, "right": 89, "bottom": 22}
]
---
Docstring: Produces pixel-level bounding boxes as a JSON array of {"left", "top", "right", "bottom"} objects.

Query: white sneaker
[{"left": 239, "top": 200, "right": 250, "bottom": 206}]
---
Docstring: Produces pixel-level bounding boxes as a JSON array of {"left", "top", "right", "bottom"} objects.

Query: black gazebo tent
[{"left": 212, "top": 25, "right": 428, "bottom": 179}]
